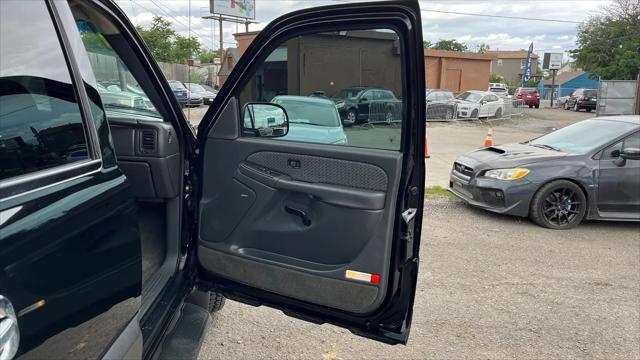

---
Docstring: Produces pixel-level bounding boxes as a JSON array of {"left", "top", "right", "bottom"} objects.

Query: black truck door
[{"left": 0, "top": 1, "right": 142, "bottom": 358}]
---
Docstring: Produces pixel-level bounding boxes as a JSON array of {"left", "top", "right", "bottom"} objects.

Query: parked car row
[{"left": 167, "top": 80, "right": 218, "bottom": 107}]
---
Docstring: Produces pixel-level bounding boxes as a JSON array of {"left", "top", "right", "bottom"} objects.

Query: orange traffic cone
[
  {"left": 483, "top": 128, "right": 494, "bottom": 147},
  {"left": 424, "top": 136, "right": 430, "bottom": 158}
]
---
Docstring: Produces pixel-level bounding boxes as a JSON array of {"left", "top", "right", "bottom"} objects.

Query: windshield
[
  {"left": 335, "top": 88, "right": 364, "bottom": 99},
  {"left": 520, "top": 88, "right": 538, "bottom": 94},
  {"left": 530, "top": 119, "right": 636, "bottom": 153},
  {"left": 272, "top": 98, "right": 340, "bottom": 127},
  {"left": 490, "top": 88, "right": 507, "bottom": 93},
  {"left": 584, "top": 90, "right": 598, "bottom": 97},
  {"left": 456, "top": 92, "right": 483, "bottom": 103},
  {"left": 169, "top": 82, "right": 186, "bottom": 90},
  {"left": 187, "top": 83, "right": 206, "bottom": 92}
]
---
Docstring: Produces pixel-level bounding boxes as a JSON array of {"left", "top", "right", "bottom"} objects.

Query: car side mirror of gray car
[
  {"left": 360, "top": 98, "right": 368, "bottom": 102},
  {"left": 620, "top": 147, "right": 640, "bottom": 161}
]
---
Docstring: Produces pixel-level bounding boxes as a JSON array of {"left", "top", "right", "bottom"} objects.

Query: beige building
[
  {"left": 488, "top": 50, "right": 539, "bottom": 86},
  {"left": 425, "top": 49, "right": 495, "bottom": 93}
]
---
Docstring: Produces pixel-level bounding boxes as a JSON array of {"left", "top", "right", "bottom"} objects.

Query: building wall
[
  {"left": 490, "top": 57, "right": 539, "bottom": 85},
  {"left": 537, "top": 72, "right": 599, "bottom": 99},
  {"left": 425, "top": 50, "right": 494, "bottom": 93}
]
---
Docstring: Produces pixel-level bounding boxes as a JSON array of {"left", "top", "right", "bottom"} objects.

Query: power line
[{"left": 420, "top": 9, "right": 583, "bottom": 24}]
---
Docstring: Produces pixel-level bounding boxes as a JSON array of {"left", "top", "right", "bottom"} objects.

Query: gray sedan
[{"left": 450, "top": 116, "right": 640, "bottom": 229}]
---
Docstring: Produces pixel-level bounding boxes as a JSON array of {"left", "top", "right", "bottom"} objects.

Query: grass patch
[{"left": 424, "top": 185, "right": 458, "bottom": 201}]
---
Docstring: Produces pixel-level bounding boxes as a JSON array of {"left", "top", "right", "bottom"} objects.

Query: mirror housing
[
  {"left": 360, "top": 97, "right": 368, "bottom": 102},
  {"left": 242, "top": 102, "right": 289, "bottom": 138},
  {"left": 481, "top": 100, "right": 487, "bottom": 105},
  {"left": 620, "top": 147, "right": 640, "bottom": 161}
]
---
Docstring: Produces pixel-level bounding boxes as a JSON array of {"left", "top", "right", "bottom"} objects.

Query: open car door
[{"left": 195, "top": 0, "right": 425, "bottom": 344}]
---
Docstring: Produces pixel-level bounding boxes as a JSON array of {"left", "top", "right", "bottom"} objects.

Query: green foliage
[
  {"left": 431, "top": 39, "right": 468, "bottom": 52},
  {"left": 569, "top": 0, "right": 640, "bottom": 80},
  {"left": 188, "top": 71, "right": 206, "bottom": 84},
  {"left": 198, "top": 49, "right": 224, "bottom": 64},
  {"left": 136, "top": 16, "right": 202, "bottom": 63},
  {"left": 489, "top": 73, "right": 503, "bottom": 83},
  {"left": 475, "top": 43, "right": 491, "bottom": 53},
  {"left": 423, "top": 39, "right": 468, "bottom": 52}
]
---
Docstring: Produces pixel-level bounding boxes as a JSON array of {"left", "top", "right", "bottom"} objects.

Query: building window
[
  {"left": 520, "top": 59, "right": 526, "bottom": 69},
  {"left": 497, "top": 59, "right": 503, "bottom": 66}
]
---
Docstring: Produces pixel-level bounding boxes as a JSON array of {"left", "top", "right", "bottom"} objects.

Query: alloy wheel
[{"left": 541, "top": 188, "right": 582, "bottom": 227}]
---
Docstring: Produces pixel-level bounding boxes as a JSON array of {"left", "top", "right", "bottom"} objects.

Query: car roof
[
  {"left": 463, "top": 90, "right": 491, "bottom": 95},
  {"left": 593, "top": 115, "right": 640, "bottom": 125},
  {"left": 272, "top": 95, "right": 336, "bottom": 105}
]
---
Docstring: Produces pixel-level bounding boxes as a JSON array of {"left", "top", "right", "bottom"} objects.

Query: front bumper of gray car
[{"left": 448, "top": 166, "right": 536, "bottom": 217}]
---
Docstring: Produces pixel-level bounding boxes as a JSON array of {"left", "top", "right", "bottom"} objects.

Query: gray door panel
[{"left": 198, "top": 137, "right": 402, "bottom": 313}]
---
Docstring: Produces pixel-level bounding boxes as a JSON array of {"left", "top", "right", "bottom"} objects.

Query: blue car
[
  {"left": 271, "top": 95, "right": 348, "bottom": 145},
  {"left": 168, "top": 80, "right": 188, "bottom": 106}
]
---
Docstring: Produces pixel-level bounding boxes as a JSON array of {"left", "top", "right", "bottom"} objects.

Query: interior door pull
[{"left": 284, "top": 206, "right": 311, "bottom": 226}]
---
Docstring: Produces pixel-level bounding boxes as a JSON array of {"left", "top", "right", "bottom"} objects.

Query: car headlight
[
  {"left": 484, "top": 168, "right": 530, "bottom": 180},
  {"left": 335, "top": 102, "right": 345, "bottom": 109}
]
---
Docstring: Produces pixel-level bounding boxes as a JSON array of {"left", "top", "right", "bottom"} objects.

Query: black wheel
[
  {"left": 345, "top": 109, "right": 357, "bottom": 126},
  {"left": 528, "top": 105, "right": 533, "bottom": 108},
  {"left": 471, "top": 109, "right": 478, "bottom": 118},
  {"left": 564, "top": 102, "right": 569, "bottom": 110},
  {"left": 586, "top": 108, "right": 592, "bottom": 112},
  {"left": 186, "top": 289, "right": 226, "bottom": 313},
  {"left": 530, "top": 180, "right": 587, "bottom": 229},
  {"left": 445, "top": 108, "right": 453, "bottom": 120},
  {"left": 494, "top": 107, "right": 502, "bottom": 118},
  {"left": 534, "top": 104, "right": 539, "bottom": 109},
  {"left": 384, "top": 109, "right": 394, "bottom": 124},
  {"left": 573, "top": 103, "right": 580, "bottom": 112}
]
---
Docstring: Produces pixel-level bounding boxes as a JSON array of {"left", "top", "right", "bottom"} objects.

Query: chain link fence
[{"left": 425, "top": 98, "right": 524, "bottom": 122}]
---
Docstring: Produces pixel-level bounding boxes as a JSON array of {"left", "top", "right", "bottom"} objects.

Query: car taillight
[
  {"left": 579, "top": 96, "right": 585, "bottom": 101},
  {"left": 516, "top": 93, "right": 523, "bottom": 97}
]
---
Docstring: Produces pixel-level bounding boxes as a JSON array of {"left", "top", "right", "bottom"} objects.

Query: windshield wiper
[{"left": 530, "top": 143, "right": 562, "bottom": 152}]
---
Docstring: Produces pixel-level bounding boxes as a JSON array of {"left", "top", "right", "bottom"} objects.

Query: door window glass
[
  {"left": 74, "top": 19, "right": 162, "bottom": 120},
  {"left": 237, "top": 29, "right": 404, "bottom": 151},
  {"left": 622, "top": 132, "right": 640, "bottom": 152},
  {"left": 0, "top": 1, "right": 89, "bottom": 181}
]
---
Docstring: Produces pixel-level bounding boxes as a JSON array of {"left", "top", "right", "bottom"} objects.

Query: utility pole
[{"left": 550, "top": 69, "right": 557, "bottom": 108}]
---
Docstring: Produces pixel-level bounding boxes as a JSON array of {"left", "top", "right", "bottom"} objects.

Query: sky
[{"left": 115, "top": 0, "right": 611, "bottom": 60}]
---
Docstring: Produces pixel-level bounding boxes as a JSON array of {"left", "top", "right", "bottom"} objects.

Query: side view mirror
[
  {"left": 242, "top": 102, "right": 289, "bottom": 138},
  {"left": 481, "top": 100, "right": 487, "bottom": 105},
  {"left": 621, "top": 147, "right": 640, "bottom": 161},
  {"left": 360, "top": 98, "right": 368, "bottom": 102}
]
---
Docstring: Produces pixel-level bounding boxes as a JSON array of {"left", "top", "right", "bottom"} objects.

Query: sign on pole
[
  {"left": 523, "top": 42, "right": 533, "bottom": 83},
  {"left": 542, "top": 52, "right": 563, "bottom": 70},
  {"left": 210, "top": 0, "right": 255, "bottom": 19}
]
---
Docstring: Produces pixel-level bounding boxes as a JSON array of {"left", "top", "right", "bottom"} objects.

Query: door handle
[
  {"left": 284, "top": 206, "right": 311, "bottom": 226},
  {"left": 0, "top": 295, "right": 19, "bottom": 360}
]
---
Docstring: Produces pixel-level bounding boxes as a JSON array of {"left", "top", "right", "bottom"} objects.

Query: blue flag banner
[{"left": 523, "top": 42, "right": 533, "bottom": 83}]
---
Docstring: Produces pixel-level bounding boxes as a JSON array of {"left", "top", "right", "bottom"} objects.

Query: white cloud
[{"left": 116, "top": 0, "right": 611, "bottom": 55}]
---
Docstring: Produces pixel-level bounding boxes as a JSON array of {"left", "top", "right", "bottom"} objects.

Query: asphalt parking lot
[{"left": 188, "top": 107, "right": 639, "bottom": 359}]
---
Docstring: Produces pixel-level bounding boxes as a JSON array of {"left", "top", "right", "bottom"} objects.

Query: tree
[
  {"left": 198, "top": 49, "right": 225, "bottom": 64},
  {"left": 432, "top": 39, "right": 468, "bottom": 52},
  {"left": 136, "top": 16, "right": 175, "bottom": 62},
  {"left": 173, "top": 35, "right": 201, "bottom": 63},
  {"left": 489, "top": 73, "right": 503, "bottom": 83},
  {"left": 135, "top": 16, "right": 203, "bottom": 63},
  {"left": 570, "top": 0, "right": 640, "bottom": 80},
  {"left": 423, "top": 39, "right": 468, "bottom": 52},
  {"left": 475, "top": 43, "right": 490, "bottom": 53}
]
